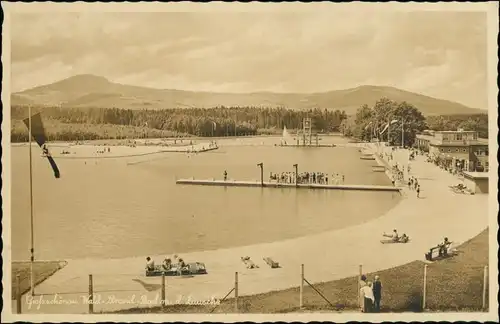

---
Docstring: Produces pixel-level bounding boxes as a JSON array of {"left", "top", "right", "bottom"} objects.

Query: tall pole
[
  {"left": 358, "top": 265, "right": 362, "bottom": 309},
  {"left": 401, "top": 119, "right": 404, "bottom": 148},
  {"left": 257, "top": 163, "right": 264, "bottom": 187},
  {"left": 29, "top": 106, "right": 35, "bottom": 296},
  {"left": 482, "top": 265, "right": 488, "bottom": 310},
  {"left": 422, "top": 264, "right": 428, "bottom": 311},
  {"left": 293, "top": 164, "right": 298, "bottom": 187},
  {"left": 299, "top": 264, "right": 304, "bottom": 309},
  {"left": 387, "top": 119, "right": 391, "bottom": 144},
  {"left": 234, "top": 272, "right": 239, "bottom": 312}
]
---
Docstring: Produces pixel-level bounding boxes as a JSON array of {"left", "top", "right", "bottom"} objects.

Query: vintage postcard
[{"left": 1, "top": 2, "right": 498, "bottom": 322}]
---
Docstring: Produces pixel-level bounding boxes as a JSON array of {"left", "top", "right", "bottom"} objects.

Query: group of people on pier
[{"left": 269, "top": 171, "right": 345, "bottom": 185}]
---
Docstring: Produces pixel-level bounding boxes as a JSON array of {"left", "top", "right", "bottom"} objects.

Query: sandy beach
[
  {"left": 13, "top": 144, "right": 488, "bottom": 314},
  {"left": 13, "top": 141, "right": 219, "bottom": 159}
]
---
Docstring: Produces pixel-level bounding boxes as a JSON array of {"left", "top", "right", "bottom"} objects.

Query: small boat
[
  {"left": 263, "top": 257, "right": 280, "bottom": 268},
  {"left": 380, "top": 237, "right": 410, "bottom": 244},
  {"left": 145, "top": 262, "right": 207, "bottom": 277},
  {"left": 424, "top": 242, "right": 458, "bottom": 261}
]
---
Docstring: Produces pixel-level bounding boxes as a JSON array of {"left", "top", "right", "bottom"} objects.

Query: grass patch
[
  {"left": 11, "top": 261, "right": 67, "bottom": 299},
  {"left": 112, "top": 229, "right": 489, "bottom": 314}
]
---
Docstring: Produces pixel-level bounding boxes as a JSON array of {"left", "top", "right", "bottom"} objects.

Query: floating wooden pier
[
  {"left": 176, "top": 179, "right": 401, "bottom": 192},
  {"left": 278, "top": 144, "right": 337, "bottom": 148}
]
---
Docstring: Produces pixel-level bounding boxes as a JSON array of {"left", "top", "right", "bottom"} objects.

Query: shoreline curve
[{"left": 15, "top": 144, "right": 488, "bottom": 314}]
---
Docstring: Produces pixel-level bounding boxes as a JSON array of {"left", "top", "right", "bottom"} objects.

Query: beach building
[
  {"left": 462, "top": 171, "right": 489, "bottom": 194},
  {"left": 415, "top": 130, "right": 489, "bottom": 172}
]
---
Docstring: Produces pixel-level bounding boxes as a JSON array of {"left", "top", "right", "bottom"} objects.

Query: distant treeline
[
  {"left": 11, "top": 105, "right": 348, "bottom": 142},
  {"left": 425, "top": 114, "right": 489, "bottom": 138}
]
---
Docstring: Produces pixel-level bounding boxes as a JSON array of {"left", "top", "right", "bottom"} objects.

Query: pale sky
[{"left": 11, "top": 10, "right": 488, "bottom": 108}]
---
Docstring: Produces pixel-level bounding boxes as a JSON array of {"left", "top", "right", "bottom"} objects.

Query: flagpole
[
  {"left": 387, "top": 120, "right": 391, "bottom": 144},
  {"left": 401, "top": 119, "right": 404, "bottom": 148},
  {"left": 29, "top": 106, "right": 35, "bottom": 296}
]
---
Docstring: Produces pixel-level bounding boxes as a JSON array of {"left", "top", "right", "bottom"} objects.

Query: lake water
[{"left": 10, "top": 136, "right": 400, "bottom": 260}]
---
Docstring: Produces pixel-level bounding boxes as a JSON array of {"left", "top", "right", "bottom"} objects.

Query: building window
[
  {"left": 455, "top": 148, "right": 460, "bottom": 152},
  {"left": 447, "top": 148, "right": 451, "bottom": 153},
  {"left": 456, "top": 134, "right": 462, "bottom": 141},
  {"left": 486, "top": 162, "right": 489, "bottom": 167},
  {"left": 462, "top": 148, "right": 467, "bottom": 152},
  {"left": 477, "top": 161, "right": 482, "bottom": 166}
]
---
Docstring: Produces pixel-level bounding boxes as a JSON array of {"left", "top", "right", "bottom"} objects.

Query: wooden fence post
[
  {"left": 358, "top": 264, "right": 362, "bottom": 309},
  {"left": 234, "top": 272, "right": 239, "bottom": 312},
  {"left": 482, "top": 265, "right": 488, "bottom": 310},
  {"left": 16, "top": 274, "right": 21, "bottom": 314},
  {"left": 161, "top": 273, "right": 166, "bottom": 309},
  {"left": 88, "top": 274, "right": 94, "bottom": 314},
  {"left": 299, "top": 264, "right": 304, "bottom": 309},
  {"left": 422, "top": 264, "right": 428, "bottom": 311}
]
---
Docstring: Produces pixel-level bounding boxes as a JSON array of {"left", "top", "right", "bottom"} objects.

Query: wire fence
[{"left": 14, "top": 263, "right": 490, "bottom": 314}]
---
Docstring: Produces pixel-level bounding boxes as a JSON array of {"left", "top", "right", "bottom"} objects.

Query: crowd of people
[
  {"left": 269, "top": 171, "right": 345, "bottom": 185},
  {"left": 390, "top": 164, "right": 405, "bottom": 186},
  {"left": 383, "top": 148, "right": 422, "bottom": 199},
  {"left": 407, "top": 176, "right": 421, "bottom": 198}
]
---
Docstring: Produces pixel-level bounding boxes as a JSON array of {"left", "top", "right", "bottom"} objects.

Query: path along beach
[{"left": 14, "top": 143, "right": 488, "bottom": 314}]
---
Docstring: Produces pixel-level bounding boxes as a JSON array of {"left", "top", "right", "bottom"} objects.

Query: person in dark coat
[{"left": 373, "top": 275, "right": 382, "bottom": 312}]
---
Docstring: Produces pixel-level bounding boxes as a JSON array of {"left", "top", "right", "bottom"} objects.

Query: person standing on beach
[
  {"left": 360, "top": 274, "right": 367, "bottom": 287},
  {"left": 373, "top": 275, "right": 382, "bottom": 312},
  {"left": 416, "top": 184, "right": 420, "bottom": 198},
  {"left": 361, "top": 282, "right": 375, "bottom": 313},
  {"left": 359, "top": 274, "right": 367, "bottom": 311},
  {"left": 223, "top": 170, "right": 228, "bottom": 181}
]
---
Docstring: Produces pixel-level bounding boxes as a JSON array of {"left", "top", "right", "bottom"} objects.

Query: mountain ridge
[{"left": 11, "top": 74, "right": 485, "bottom": 115}]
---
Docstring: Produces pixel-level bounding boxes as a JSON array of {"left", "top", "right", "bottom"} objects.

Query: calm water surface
[{"left": 11, "top": 136, "right": 400, "bottom": 260}]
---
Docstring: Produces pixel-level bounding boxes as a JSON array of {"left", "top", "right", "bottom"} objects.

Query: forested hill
[{"left": 12, "top": 74, "right": 484, "bottom": 115}]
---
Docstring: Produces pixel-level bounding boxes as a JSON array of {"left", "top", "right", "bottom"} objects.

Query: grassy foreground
[
  {"left": 11, "top": 261, "right": 67, "bottom": 299},
  {"left": 113, "top": 229, "right": 489, "bottom": 314}
]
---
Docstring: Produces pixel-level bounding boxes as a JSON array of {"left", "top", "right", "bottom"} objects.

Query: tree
[
  {"left": 389, "top": 101, "right": 427, "bottom": 147},
  {"left": 372, "top": 97, "right": 397, "bottom": 139},
  {"left": 354, "top": 104, "right": 374, "bottom": 141}
]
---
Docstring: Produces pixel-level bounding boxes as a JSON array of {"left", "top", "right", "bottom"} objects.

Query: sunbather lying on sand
[
  {"left": 241, "top": 256, "right": 258, "bottom": 269},
  {"left": 383, "top": 229, "right": 399, "bottom": 242}
]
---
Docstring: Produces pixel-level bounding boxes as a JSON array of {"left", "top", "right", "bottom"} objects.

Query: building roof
[
  {"left": 434, "top": 130, "right": 477, "bottom": 133},
  {"left": 416, "top": 134, "right": 434, "bottom": 141},
  {"left": 463, "top": 171, "right": 489, "bottom": 179}
]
